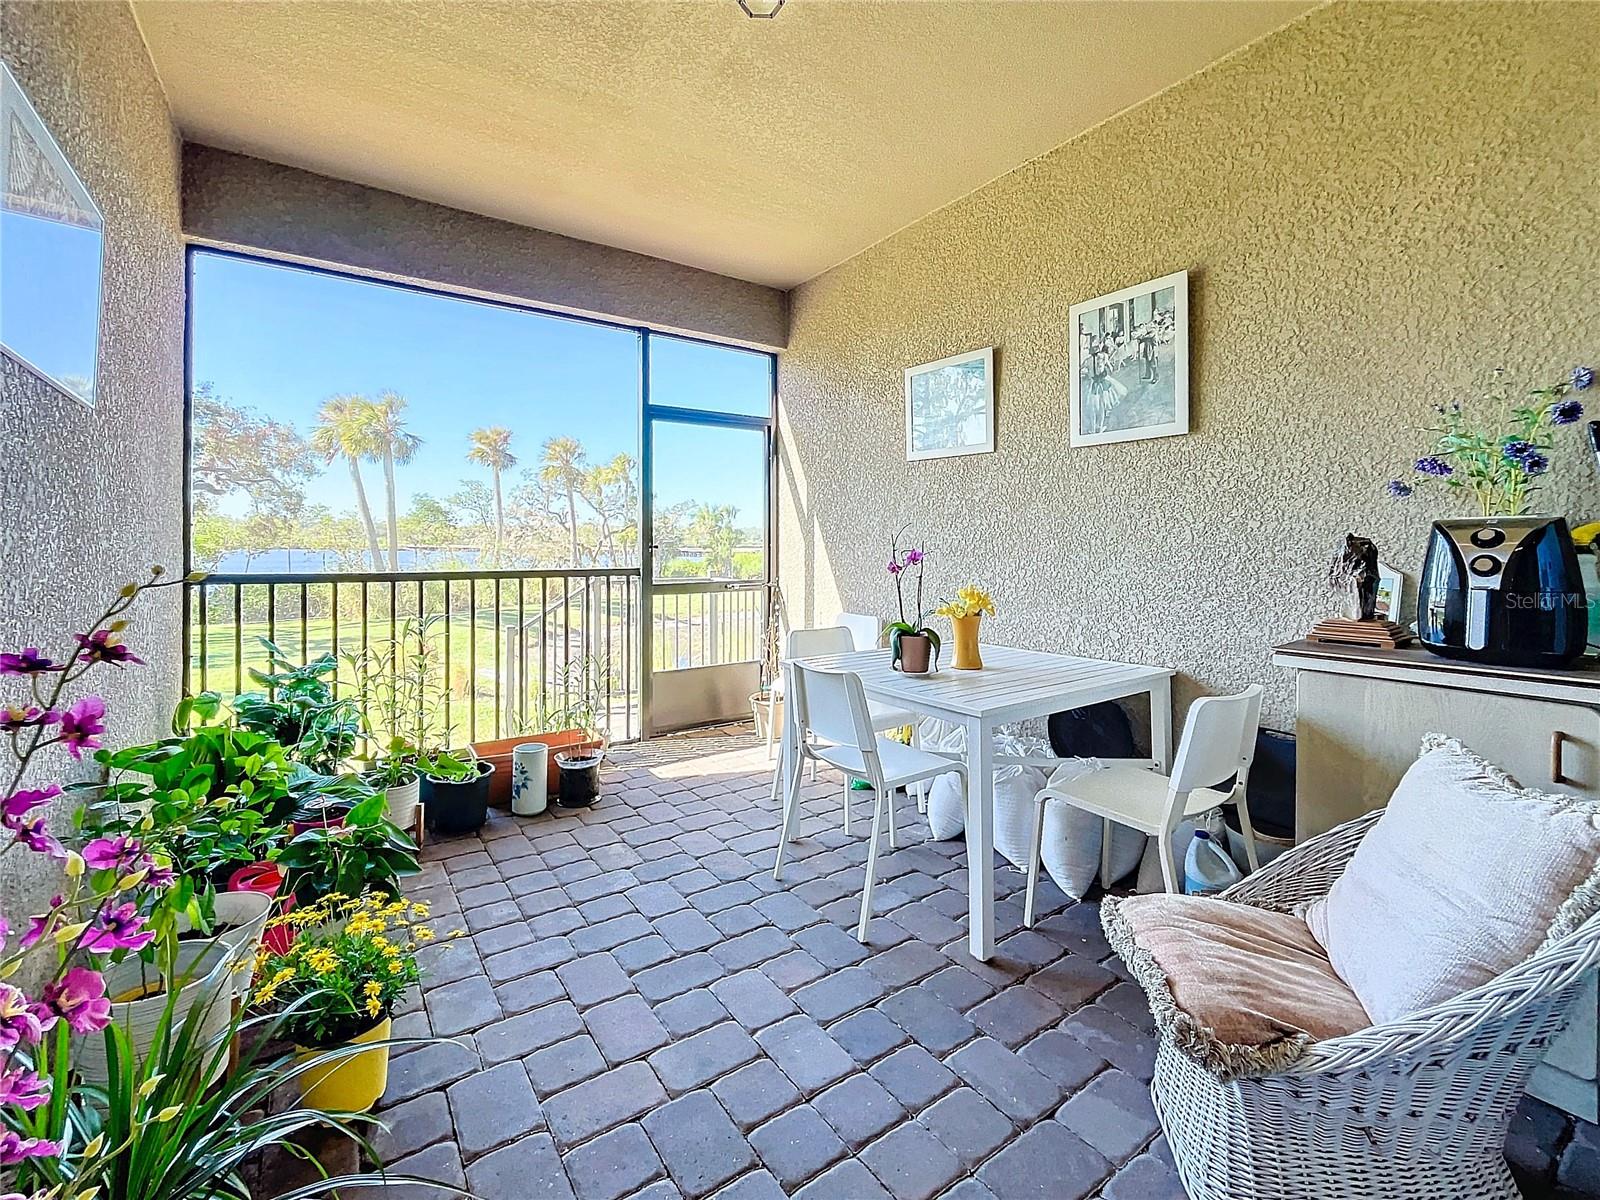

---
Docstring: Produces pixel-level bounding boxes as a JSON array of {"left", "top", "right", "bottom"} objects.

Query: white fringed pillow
[{"left": 1304, "top": 735, "right": 1600, "bottom": 1025}]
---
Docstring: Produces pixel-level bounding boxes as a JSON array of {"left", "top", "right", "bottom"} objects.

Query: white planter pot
[
  {"left": 512, "top": 743, "right": 549, "bottom": 817},
  {"left": 751, "top": 691, "right": 783, "bottom": 741},
  {"left": 75, "top": 941, "right": 234, "bottom": 1085},
  {"left": 173, "top": 889, "right": 272, "bottom": 1000},
  {"left": 385, "top": 776, "right": 421, "bottom": 830}
]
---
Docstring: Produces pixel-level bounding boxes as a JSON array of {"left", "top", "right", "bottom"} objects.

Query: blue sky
[
  {"left": 2, "top": 212, "right": 102, "bottom": 398},
  {"left": 188, "top": 251, "right": 771, "bottom": 526}
]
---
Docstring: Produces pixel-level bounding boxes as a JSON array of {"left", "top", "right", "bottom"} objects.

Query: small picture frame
[
  {"left": 1069, "top": 269, "right": 1188, "bottom": 447},
  {"left": 905, "top": 347, "right": 995, "bottom": 462},
  {"left": 1374, "top": 561, "right": 1406, "bottom": 621}
]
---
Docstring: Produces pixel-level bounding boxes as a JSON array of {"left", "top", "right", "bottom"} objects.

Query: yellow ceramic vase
[
  {"left": 951, "top": 615, "right": 983, "bottom": 670},
  {"left": 297, "top": 1017, "right": 391, "bottom": 1113}
]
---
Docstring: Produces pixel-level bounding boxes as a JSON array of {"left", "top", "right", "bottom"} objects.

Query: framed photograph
[
  {"left": 1374, "top": 561, "right": 1406, "bottom": 621},
  {"left": 1068, "top": 269, "right": 1188, "bottom": 447},
  {"left": 1, "top": 61, "right": 104, "bottom": 407},
  {"left": 905, "top": 346, "right": 995, "bottom": 462}
]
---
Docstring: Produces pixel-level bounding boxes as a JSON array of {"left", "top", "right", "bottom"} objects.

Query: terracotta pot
[
  {"left": 951, "top": 615, "right": 984, "bottom": 670},
  {"left": 895, "top": 633, "right": 933, "bottom": 674},
  {"left": 472, "top": 730, "right": 598, "bottom": 804}
]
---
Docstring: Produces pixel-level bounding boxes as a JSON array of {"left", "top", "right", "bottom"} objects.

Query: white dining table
[{"left": 788, "top": 643, "right": 1175, "bottom": 961}]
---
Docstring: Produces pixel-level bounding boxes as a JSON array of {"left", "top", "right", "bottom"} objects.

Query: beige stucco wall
[
  {"left": 778, "top": 0, "right": 1600, "bottom": 734},
  {"left": 183, "top": 144, "right": 789, "bottom": 350},
  {"left": 0, "top": 2, "right": 183, "bottom": 939}
]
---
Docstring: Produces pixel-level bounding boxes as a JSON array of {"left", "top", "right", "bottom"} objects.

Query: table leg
[
  {"left": 1149, "top": 676, "right": 1174, "bottom": 774},
  {"left": 965, "top": 717, "right": 995, "bottom": 960}
]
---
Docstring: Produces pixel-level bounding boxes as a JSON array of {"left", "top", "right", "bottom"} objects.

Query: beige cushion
[
  {"left": 1304, "top": 735, "right": 1600, "bottom": 1025},
  {"left": 1102, "top": 893, "right": 1371, "bottom": 1079}
]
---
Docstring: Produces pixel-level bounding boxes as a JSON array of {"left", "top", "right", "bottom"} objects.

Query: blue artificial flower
[
  {"left": 1502, "top": 439, "right": 1536, "bottom": 465},
  {"left": 1550, "top": 398, "right": 1584, "bottom": 426},
  {"left": 1521, "top": 451, "right": 1550, "bottom": 477},
  {"left": 1414, "top": 455, "right": 1454, "bottom": 477},
  {"left": 1573, "top": 366, "right": 1594, "bottom": 391},
  {"left": 1385, "top": 480, "right": 1414, "bottom": 499}
]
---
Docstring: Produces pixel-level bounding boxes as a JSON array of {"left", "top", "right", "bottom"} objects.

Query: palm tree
[
  {"left": 539, "top": 436, "right": 587, "bottom": 566},
  {"left": 309, "top": 394, "right": 384, "bottom": 569},
  {"left": 467, "top": 427, "right": 517, "bottom": 564},
  {"left": 370, "top": 391, "right": 423, "bottom": 570}
]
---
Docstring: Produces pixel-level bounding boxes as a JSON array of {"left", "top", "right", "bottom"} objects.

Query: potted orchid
[
  {"left": 1386, "top": 364, "right": 1594, "bottom": 516},
  {"left": 883, "top": 528, "right": 940, "bottom": 674}
]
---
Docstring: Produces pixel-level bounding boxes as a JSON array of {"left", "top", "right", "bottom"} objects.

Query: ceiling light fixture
[{"left": 737, "top": 0, "right": 785, "bottom": 17}]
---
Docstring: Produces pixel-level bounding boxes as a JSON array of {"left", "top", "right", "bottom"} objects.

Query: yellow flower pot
[
  {"left": 951, "top": 615, "right": 984, "bottom": 670},
  {"left": 297, "top": 1017, "right": 391, "bottom": 1113}
]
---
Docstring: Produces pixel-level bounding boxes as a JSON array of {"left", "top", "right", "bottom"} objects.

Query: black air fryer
[{"left": 1416, "top": 517, "right": 1587, "bottom": 668}]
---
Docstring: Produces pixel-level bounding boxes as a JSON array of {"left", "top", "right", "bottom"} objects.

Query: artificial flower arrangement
[
  {"left": 1387, "top": 364, "right": 1594, "bottom": 517},
  {"left": 883, "top": 528, "right": 940, "bottom": 673},
  {"left": 935, "top": 585, "right": 997, "bottom": 671},
  {"left": 934, "top": 585, "right": 997, "bottom": 622}
]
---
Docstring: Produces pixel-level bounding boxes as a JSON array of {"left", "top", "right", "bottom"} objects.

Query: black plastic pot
[
  {"left": 422, "top": 760, "right": 495, "bottom": 834},
  {"left": 555, "top": 751, "right": 603, "bottom": 809}
]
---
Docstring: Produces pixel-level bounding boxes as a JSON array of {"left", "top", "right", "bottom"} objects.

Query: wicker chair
[{"left": 1146, "top": 808, "right": 1600, "bottom": 1200}]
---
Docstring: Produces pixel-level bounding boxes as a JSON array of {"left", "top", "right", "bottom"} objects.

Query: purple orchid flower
[
  {"left": 903, "top": 548, "right": 924, "bottom": 567},
  {"left": 56, "top": 695, "right": 106, "bottom": 760},
  {"left": 0, "top": 648, "right": 58, "bottom": 675},
  {"left": 0, "top": 1067, "right": 50, "bottom": 1111},
  {"left": 82, "top": 835, "right": 148, "bottom": 873},
  {"left": 74, "top": 629, "right": 144, "bottom": 667},
  {"left": 0, "top": 706, "right": 58, "bottom": 734},
  {"left": 1, "top": 787, "right": 59, "bottom": 825},
  {"left": 7, "top": 818, "right": 63, "bottom": 860},
  {"left": 80, "top": 901, "right": 154, "bottom": 953},
  {"left": 42, "top": 968, "right": 111, "bottom": 1035},
  {"left": 0, "top": 1131, "right": 62, "bottom": 1166},
  {"left": 886, "top": 558, "right": 903, "bottom": 576},
  {"left": 0, "top": 985, "right": 54, "bottom": 1050}
]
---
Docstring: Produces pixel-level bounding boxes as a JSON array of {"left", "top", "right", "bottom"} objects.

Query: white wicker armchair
[{"left": 1150, "top": 808, "right": 1600, "bottom": 1200}]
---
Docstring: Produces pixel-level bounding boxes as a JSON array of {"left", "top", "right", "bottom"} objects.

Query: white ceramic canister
[{"left": 512, "top": 742, "right": 550, "bottom": 816}]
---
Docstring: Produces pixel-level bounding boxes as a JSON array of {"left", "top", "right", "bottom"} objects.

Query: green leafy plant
[
  {"left": 342, "top": 618, "right": 466, "bottom": 787},
  {"left": 415, "top": 749, "right": 475, "bottom": 783},
  {"left": 234, "top": 640, "right": 362, "bottom": 775},
  {"left": 539, "top": 655, "right": 613, "bottom": 748},
  {"left": 275, "top": 793, "right": 420, "bottom": 907}
]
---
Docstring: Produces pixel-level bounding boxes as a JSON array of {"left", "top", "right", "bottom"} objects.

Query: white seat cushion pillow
[{"left": 1304, "top": 734, "right": 1600, "bottom": 1025}]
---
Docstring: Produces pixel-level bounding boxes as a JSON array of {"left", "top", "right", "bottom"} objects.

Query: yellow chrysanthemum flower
[{"left": 413, "top": 927, "right": 435, "bottom": 942}]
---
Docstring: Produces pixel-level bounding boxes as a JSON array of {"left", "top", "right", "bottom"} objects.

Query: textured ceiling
[{"left": 131, "top": 0, "right": 1315, "bottom": 288}]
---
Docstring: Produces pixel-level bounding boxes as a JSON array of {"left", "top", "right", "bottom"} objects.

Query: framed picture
[
  {"left": 1, "top": 61, "right": 104, "bottom": 407},
  {"left": 1374, "top": 561, "right": 1406, "bottom": 621},
  {"left": 905, "top": 346, "right": 995, "bottom": 462},
  {"left": 1068, "top": 269, "right": 1188, "bottom": 447}
]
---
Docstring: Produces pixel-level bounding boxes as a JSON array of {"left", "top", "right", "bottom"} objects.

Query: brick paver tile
[
  {"left": 858, "top": 1122, "right": 962, "bottom": 1200},
  {"left": 642, "top": 1090, "right": 757, "bottom": 1198},
  {"left": 792, "top": 966, "right": 885, "bottom": 1023},
  {"left": 585, "top": 993, "right": 673, "bottom": 1064},
  {"left": 563, "top": 1122, "right": 664, "bottom": 1200},
  {"left": 710, "top": 969, "right": 797, "bottom": 1031},
  {"left": 868, "top": 1045, "right": 957, "bottom": 1112},
  {"left": 557, "top": 953, "right": 634, "bottom": 1008},
  {"left": 464, "top": 1132, "right": 575, "bottom": 1200},
  {"left": 976, "top": 1121, "right": 1109, "bottom": 1200},
  {"left": 748, "top": 1105, "right": 845, "bottom": 1190},
  {"left": 478, "top": 1001, "right": 583, "bottom": 1063},
  {"left": 709, "top": 1059, "right": 803, "bottom": 1131},
  {"left": 793, "top": 1158, "right": 894, "bottom": 1200},
  {"left": 811, "top": 1073, "right": 905, "bottom": 1148},
  {"left": 524, "top": 1034, "right": 607, "bottom": 1095},
  {"left": 648, "top": 1021, "right": 761, "bottom": 1095},
  {"left": 447, "top": 1060, "right": 541, "bottom": 1157},
  {"left": 636, "top": 952, "right": 724, "bottom": 1002},
  {"left": 919, "top": 1087, "right": 1013, "bottom": 1167},
  {"left": 753, "top": 1015, "right": 856, "bottom": 1095},
  {"left": 1055, "top": 1068, "right": 1159, "bottom": 1164},
  {"left": 543, "top": 1061, "right": 668, "bottom": 1148}
]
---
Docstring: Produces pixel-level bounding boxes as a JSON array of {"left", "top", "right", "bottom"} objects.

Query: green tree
[
  {"left": 400, "top": 494, "right": 458, "bottom": 554},
  {"left": 190, "top": 382, "right": 316, "bottom": 519},
  {"left": 309, "top": 394, "right": 385, "bottom": 570},
  {"left": 467, "top": 427, "right": 517, "bottom": 565},
  {"left": 369, "top": 391, "right": 423, "bottom": 571},
  {"left": 579, "top": 453, "right": 638, "bottom": 566},
  {"left": 687, "top": 503, "right": 740, "bottom": 578},
  {"left": 539, "top": 436, "right": 587, "bottom": 566}
]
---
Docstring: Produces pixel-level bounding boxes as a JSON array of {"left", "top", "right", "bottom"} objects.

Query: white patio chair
[
  {"left": 773, "top": 661, "right": 967, "bottom": 942},
  {"left": 1023, "top": 685, "right": 1263, "bottom": 922},
  {"left": 1140, "top": 810, "right": 1600, "bottom": 1200},
  {"left": 768, "top": 625, "right": 917, "bottom": 815},
  {"left": 833, "top": 611, "right": 881, "bottom": 653}
]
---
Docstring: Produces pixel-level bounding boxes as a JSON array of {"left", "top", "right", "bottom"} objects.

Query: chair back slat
[
  {"left": 833, "top": 612, "right": 881, "bottom": 653},
  {"left": 790, "top": 662, "right": 878, "bottom": 765},
  {"left": 1170, "top": 685, "right": 1265, "bottom": 797},
  {"left": 787, "top": 625, "right": 854, "bottom": 661}
]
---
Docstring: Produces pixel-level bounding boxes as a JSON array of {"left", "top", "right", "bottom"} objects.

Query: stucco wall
[
  {"left": 0, "top": 3, "right": 183, "bottom": 933},
  {"left": 778, "top": 0, "right": 1600, "bottom": 733},
  {"left": 183, "top": 144, "right": 789, "bottom": 350}
]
